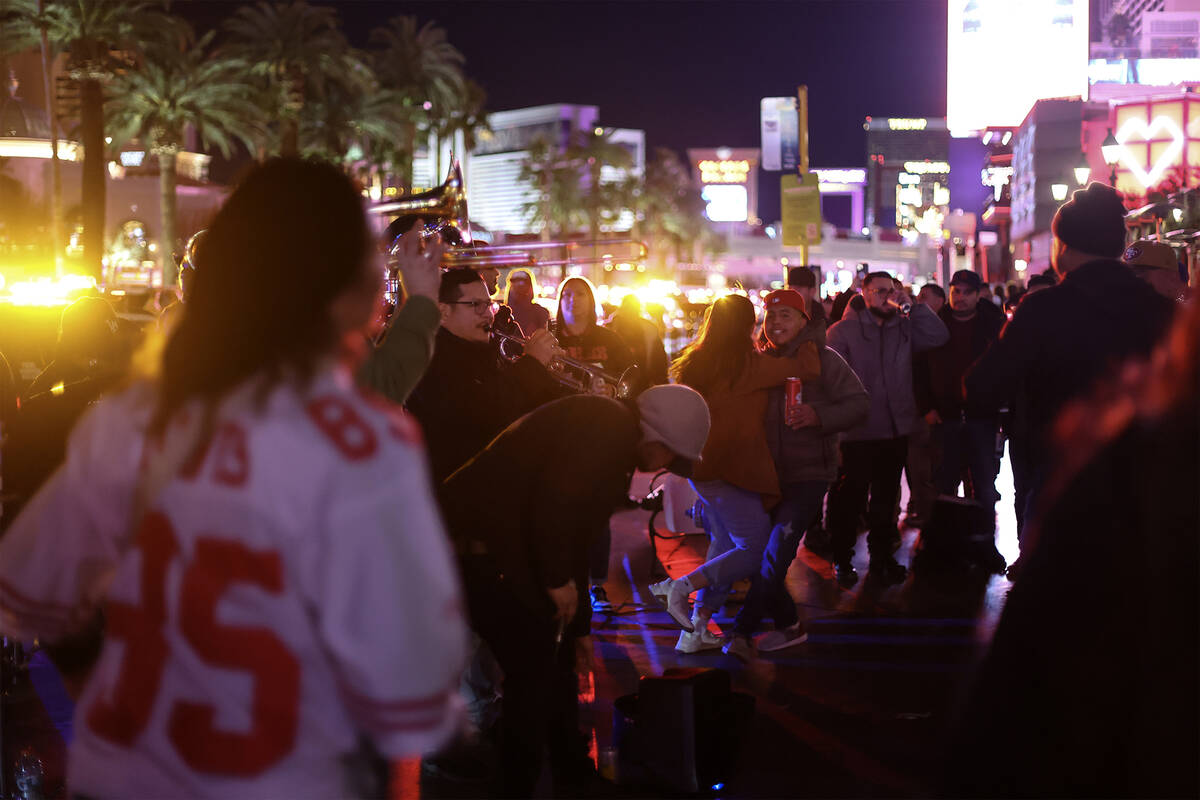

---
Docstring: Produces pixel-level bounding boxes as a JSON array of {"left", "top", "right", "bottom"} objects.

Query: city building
[
  {"left": 1090, "top": 0, "right": 1200, "bottom": 100},
  {"left": 1010, "top": 98, "right": 1112, "bottom": 274},
  {"left": 864, "top": 116, "right": 952, "bottom": 241},
  {"left": 0, "top": 52, "right": 224, "bottom": 289},
  {"left": 411, "top": 103, "right": 644, "bottom": 238}
]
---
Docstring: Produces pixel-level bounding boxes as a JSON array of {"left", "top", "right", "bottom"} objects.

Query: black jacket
[
  {"left": 405, "top": 327, "right": 562, "bottom": 483},
  {"left": 965, "top": 259, "right": 1174, "bottom": 463},
  {"left": 947, "top": 372, "right": 1198, "bottom": 797},
  {"left": 439, "top": 396, "right": 640, "bottom": 619},
  {"left": 914, "top": 300, "right": 1005, "bottom": 421}
]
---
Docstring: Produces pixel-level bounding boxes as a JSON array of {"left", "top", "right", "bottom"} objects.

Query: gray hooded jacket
[{"left": 826, "top": 304, "right": 949, "bottom": 441}]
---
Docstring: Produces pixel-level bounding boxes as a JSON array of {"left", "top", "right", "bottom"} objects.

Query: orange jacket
[{"left": 691, "top": 343, "right": 821, "bottom": 509}]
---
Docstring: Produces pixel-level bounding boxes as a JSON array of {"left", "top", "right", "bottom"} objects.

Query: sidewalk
[{"left": 576, "top": 461, "right": 1019, "bottom": 798}]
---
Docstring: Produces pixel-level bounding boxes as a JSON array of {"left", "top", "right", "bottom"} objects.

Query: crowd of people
[{"left": 0, "top": 162, "right": 1194, "bottom": 798}]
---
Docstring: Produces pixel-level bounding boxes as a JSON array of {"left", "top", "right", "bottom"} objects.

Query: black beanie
[{"left": 1051, "top": 181, "right": 1127, "bottom": 258}]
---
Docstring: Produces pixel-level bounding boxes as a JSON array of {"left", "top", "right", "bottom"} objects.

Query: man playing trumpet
[{"left": 405, "top": 268, "right": 564, "bottom": 483}]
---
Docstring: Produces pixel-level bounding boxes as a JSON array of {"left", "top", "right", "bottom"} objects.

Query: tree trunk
[
  {"left": 37, "top": 1, "right": 63, "bottom": 278},
  {"left": 282, "top": 118, "right": 299, "bottom": 158},
  {"left": 80, "top": 78, "right": 106, "bottom": 281},
  {"left": 158, "top": 150, "right": 178, "bottom": 286}
]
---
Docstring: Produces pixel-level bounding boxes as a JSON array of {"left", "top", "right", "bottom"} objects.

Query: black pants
[
  {"left": 458, "top": 556, "right": 589, "bottom": 797},
  {"left": 827, "top": 437, "right": 909, "bottom": 563}
]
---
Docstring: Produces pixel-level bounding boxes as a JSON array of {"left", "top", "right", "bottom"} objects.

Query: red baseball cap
[{"left": 763, "top": 289, "right": 808, "bottom": 317}]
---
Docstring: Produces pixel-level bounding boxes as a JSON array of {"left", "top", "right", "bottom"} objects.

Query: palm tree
[
  {"left": 431, "top": 77, "right": 488, "bottom": 179},
  {"left": 3, "top": 0, "right": 177, "bottom": 279},
  {"left": 519, "top": 135, "right": 584, "bottom": 242},
  {"left": 370, "top": 15, "right": 465, "bottom": 189},
  {"left": 0, "top": 0, "right": 65, "bottom": 274},
  {"left": 107, "top": 31, "right": 263, "bottom": 280},
  {"left": 299, "top": 51, "right": 409, "bottom": 171},
  {"left": 568, "top": 127, "right": 635, "bottom": 259},
  {"left": 639, "top": 148, "right": 713, "bottom": 268},
  {"left": 222, "top": 0, "right": 352, "bottom": 158}
]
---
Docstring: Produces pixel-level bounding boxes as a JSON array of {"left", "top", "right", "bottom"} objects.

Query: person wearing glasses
[
  {"left": 825, "top": 271, "right": 949, "bottom": 586},
  {"left": 405, "top": 269, "right": 563, "bottom": 483}
]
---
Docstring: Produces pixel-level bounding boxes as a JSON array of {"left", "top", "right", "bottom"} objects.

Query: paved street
[{"left": 2, "top": 456, "right": 1020, "bottom": 799}]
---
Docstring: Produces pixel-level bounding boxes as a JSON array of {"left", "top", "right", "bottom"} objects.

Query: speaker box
[
  {"left": 612, "top": 667, "right": 754, "bottom": 794},
  {"left": 913, "top": 495, "right": 1005, "bottom": 576}
]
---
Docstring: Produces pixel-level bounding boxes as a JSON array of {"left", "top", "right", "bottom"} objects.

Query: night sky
[{"left": 177, "top": 0, "right": 948, "bottom": 221}]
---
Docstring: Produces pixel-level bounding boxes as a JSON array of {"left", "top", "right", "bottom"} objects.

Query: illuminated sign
[
  {"left": 814, "top": 168, "right": 866, "bottom": 184},
  {"left": 1115, "top": 116, "right": 1185, "bottom": 188},
  {"left": 761, "top": 97, "right": 799, "bottom": 171},
  {"left": 699, "top": 160, "right": 751, "bottom": 184},
  {"left": 981, "top": 165, "right": 1014, "bottom": 201},
  {"left": 903, "top": 161, "right": 951, "bottom": 174},
  {"left": 887, "top": 118, "right": 928, "bottom": 130},
  {"left": 119, "top": 151, "right": 145, "bottom": 167},
  {"left": 947, "top": 0, "right": 1089, "bottom": 136},
  {"left": 1109, "top": 96, "right": 1200, "bottom": 194},
  {"left": 1089, "top": 58, "right": 1200, "bottom": 87},
  {"left": 897, "top": 172, "right": 921, "bottom": 185},
  {"left": 0, "top": 137, "right": 81, "bottom": 160},
  {"left": 702, "top": 184, "right": 748, "bottom": 222}
]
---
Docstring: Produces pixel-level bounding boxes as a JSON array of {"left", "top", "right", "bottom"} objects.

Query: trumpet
[
  {"left": 373, "top": 159, "right": 648, "bottom": 272},
  {"left": 487, "top": 325, "right": 642, "bottom": 400}
]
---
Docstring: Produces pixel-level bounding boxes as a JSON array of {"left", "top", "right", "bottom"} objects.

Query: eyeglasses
[
  {"left": 448, "top": 299, "right": 494, "bottom": 315},
  {"left": 866, "top": 287, "right": 894, "bottom": 296}
]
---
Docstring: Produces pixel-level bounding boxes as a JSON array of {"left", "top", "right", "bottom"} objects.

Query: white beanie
[{"left": 635, "top": 384, "right": 711, "bottom": 461}]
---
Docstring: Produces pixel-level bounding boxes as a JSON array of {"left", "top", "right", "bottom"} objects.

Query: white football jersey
[{"left": 0, "top": 364, "right": 467, "bottom": 798}]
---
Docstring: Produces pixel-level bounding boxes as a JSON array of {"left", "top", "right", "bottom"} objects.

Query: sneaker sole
[{"left": 665, "top": 605, "right": 695, "bottom": 632}]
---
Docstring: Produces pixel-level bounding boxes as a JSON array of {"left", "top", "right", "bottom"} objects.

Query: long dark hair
[
  {"left": 149, "top": 159, "right": 372, "bottom": 437},
  {"left": 670, "top": 293, "right": 757, "bottom": 396},
  {"left": 555, "top": 276, "right": 598, "bottom": 331}
]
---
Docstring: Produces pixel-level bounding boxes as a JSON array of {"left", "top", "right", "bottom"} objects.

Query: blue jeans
[
  {"left": 689, "top": 480, "right": 774, "bottom": 613},
  {"left": 733, "top": 481, "right": 828, "bottom": 637},
  {"left": 933, "top": 418, "right": 1000, "bottom": 509}
]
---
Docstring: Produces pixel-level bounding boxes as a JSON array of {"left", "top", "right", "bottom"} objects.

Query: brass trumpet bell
[{"left": 377, "top": 158, "right": 471, "bottom": 249}]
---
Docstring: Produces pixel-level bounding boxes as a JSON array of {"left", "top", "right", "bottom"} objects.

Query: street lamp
[
  {"left": 1101, "top": 128, "right": 1121, "bottom": 186},
  {"left": 1074, "top": 152, "right": 1091, "bottom": 185},
  {"left": 1051, "top": 181, "right": 1069, "bottom": 202}
]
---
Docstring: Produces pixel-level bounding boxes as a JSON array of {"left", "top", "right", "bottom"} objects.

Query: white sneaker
[
  {"left": 649, "top": 578, "right": 694, "bottom": 632},
  {"left": 675, "top": 628, "right": 723, "bottom": 653},
  {"left": 755, "top": 622, "right": 808, "bottom": 653},
  {"left": 721, "top": 634, "right": 755, "bottom": 662}
]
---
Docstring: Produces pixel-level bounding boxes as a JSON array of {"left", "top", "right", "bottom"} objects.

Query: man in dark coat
[
  {"left": 405, "top": 269, "right": 563, "bottom": 483},
  {"left": 965, "top": 182, "right": 1175, "bottom": 548},
  {"left": 947, "top": 303, "right": 1198, "bottom": 798},
  {"left": 440, "top": 387, "right": 710, "bottom": 797},
  {"left": 917, "top": 270, "right": 1006, "bottom": 512}
]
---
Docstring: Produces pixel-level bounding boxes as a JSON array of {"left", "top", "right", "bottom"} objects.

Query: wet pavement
[{"left": 1, "top": 455, "right": 1022, "bottom": 799}]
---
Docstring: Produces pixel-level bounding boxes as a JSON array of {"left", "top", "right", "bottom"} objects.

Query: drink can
[{"left": 785, "top": 377, "right": 803, "bottom": 410}]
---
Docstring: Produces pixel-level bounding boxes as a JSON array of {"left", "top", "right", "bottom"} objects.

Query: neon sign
[
  {"left": 1115, "top": 116, "right": 1185, "bottom": 188},
  {"left": 814, "top": 168, "right": 866, "bottom": 184},
  {"left": 903, "top": 161, "right": 951, "bottom": 174},
  {"left": 699, "top": 160, "right": 751, "bottom": 184},
  {"left": 888, "top": 118, "right": 928, "bottom": 130}
]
